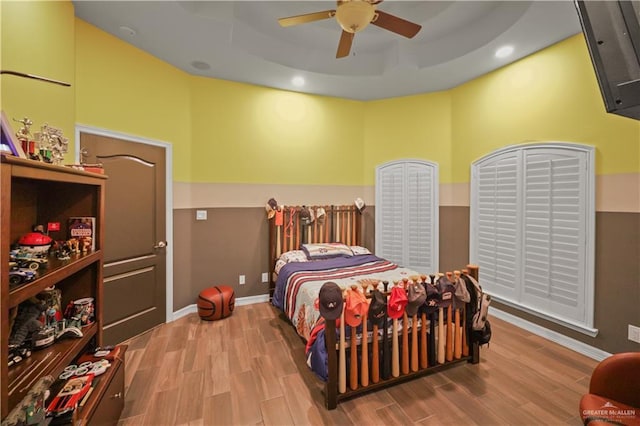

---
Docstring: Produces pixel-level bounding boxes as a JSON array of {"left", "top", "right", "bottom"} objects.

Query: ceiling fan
[{"left": 278, "top": 0, "right": 422, "bottom": 58}]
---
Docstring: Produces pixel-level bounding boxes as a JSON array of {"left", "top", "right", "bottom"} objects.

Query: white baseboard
[
  {"left": 491, "top": 308, "right": 611, "bottom": 361},
  {"left": 172, "top": 294, "right": 270, "bottom": 321}
]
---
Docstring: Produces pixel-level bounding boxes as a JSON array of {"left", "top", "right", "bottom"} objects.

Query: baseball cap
[
  {"left": 368, "top": 289, "right": 387, "bottom": 327},
  {"left": 387, "top": 286, "right": 408, "bottom": 319},
  {"left": 424, "top": 281, "right": 440, "bottom": 314},
  {"left": 437, "top": 276, "right": 455, "bottom": 308},
  {"left": 316, "top": 207, "right": 326, "bottom": 225},
  {"left": 354, "top": 197, "right": 366, "bottom": 213},
  {"left": 300, "top": 206, "right": 312, "bottom": 225},
  {"left": 454, "top": 273, "right": 471, "bottom": 303},
  {"left": 405, "top": 283, "right": 426, "bottom": 317},
  {"left": 345, "top": 288, "right": 368, "bottom": 327},
  {"left": 265, "top": 198, "right": 278, "bottom": 219},
  {"left": 318, "top": 282, "right": 343, "bottom": 320}
]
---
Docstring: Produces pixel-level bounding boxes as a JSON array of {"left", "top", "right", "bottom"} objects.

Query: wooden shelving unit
[{"left": 1, "top": 155, "right": 125, "bottom": 424}]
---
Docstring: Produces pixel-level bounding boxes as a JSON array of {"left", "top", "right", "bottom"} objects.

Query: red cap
[
  {"left": 344, "top": 288, "right": 368, "bottom": 327},
  {"left": 387, "top": 286, "right": 408, "bottom": 319}
]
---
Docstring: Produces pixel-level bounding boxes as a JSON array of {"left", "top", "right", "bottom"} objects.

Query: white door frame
[{"left": 74, "top": 124, "right": 174, "bottom": 324}]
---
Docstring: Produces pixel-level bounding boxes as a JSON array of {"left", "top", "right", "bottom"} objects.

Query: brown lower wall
[
  {"left": 440, "top": 208, "right": 640, "bottom": 354},
  {"left": 173, "top": 207, "right": 640, "bottom": 354},
  {"left": 173, "top": 208, "right": 270, "bottom": 309}
]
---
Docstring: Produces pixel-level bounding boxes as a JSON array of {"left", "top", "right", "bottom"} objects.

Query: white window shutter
[
  {"left": 376, "top": 163, "right": 405, "bottom": 265},
  {"left": 473, "top": 154, "right": 520, "bottom": 301},
  {"left": 470, "top": 143, "right": 595, "bottom": 335},
  {"left": 376, "top": 160, "right": 438, "bottom": 273},
  {"left": 522, "top": 151, "right": 586, "bottom": 323}
]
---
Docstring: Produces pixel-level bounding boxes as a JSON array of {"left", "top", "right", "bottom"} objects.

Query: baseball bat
[
  {"left": 462, "top": 307, "right": 469, "bottom": 357},
  {"left": 454, "top": 307, "right": 462, "bottom": 359},
  {"left": 360, "top": 283, "right": 369, "bottom": 388},
  {"left": 420, "top": 310, "right": 428, "bottom": 369},
  {"left": 445, "top": 272, "right": 454, "bottom": 362},
  {"left": 454, "top": 270, "right": 463, "bottom": 360},
  {"left": 392, "top": 316, "right": 400, "bottom": 377},
  {"left": 420, "top": 275, "right": 428, "bottom": 369},
  {"left": 461, "top": 268, "right": 470, "bottom": 357},
  {"left": 349, "top": 286, "right": 359, "bottom": 391},
  {"left": 446, "top": 304, "right": 453, "bottom": 362},
  {"left": 371, "top": 321, "right": 380, "bottom": 383},
  {"left": 402, "top": 310, "right": 409, "bottom": 375},
  {"left": 411, "top": 310, "right": 419, "bottom": 372},
  {"left": 350, "top": 322, "right": 358, "bottom": 390},
  {"left": 339, "top": 299, "right": 346, "bottom": 394},
  {"left": 381, "top": 282, "right": 390, "bottom": 380},
  {"left": 401, "top": 279, "right": 409, "bottom": 375},
  {"left": 437, "top": 306, "right": 445, "bottom": 364}
]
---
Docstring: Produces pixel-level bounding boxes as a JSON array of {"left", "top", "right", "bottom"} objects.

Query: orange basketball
[{"left": 197, "top": 286, "right": 235, "bottom": 321}]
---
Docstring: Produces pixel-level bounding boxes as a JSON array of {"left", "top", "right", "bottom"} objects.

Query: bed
[{"left": 268, "top": 204, "right": 480, "bottom": 409}]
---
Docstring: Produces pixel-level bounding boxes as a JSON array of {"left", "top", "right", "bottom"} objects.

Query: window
[
  {"left": 375, "top": 159, "right": 438, "bottom": 273},
  {"left": 470, "top": 143, "right": 596, "bottom": 336}
]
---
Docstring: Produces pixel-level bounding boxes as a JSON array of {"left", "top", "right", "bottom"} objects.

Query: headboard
[{"left": 268, "top": 204, "right": 362, "bottom": 297}]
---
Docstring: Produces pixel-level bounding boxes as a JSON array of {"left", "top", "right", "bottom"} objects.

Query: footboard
[{"left": 322, "top": 266, "right": 481, "bottom": 409}]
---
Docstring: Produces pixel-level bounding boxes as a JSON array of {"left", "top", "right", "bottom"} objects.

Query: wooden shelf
[
  {"left": 7, "top": 324, "right": 98, "bottom": 411},
  {"left": 9, "top": 251, "right": 102, "bottom": 308},
  {"left": 1, "top": 154, "right": 112, "bottom": 421}
]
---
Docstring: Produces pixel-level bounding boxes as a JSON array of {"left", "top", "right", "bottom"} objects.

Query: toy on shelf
[
  {"left": 8, "top": 299, "right": 46, "bottom": 349},
  {"left": 10, "top": 248, "right": 48, "bottom": 271},
  {"left": 17, "top": 225, "right": 53, "bottom": 255},
  {"left": 8, "top": 264, "right": 36, "bottom": 289},
  {"left": 13, "top": 116, "right": 39, "bottom": 161}
]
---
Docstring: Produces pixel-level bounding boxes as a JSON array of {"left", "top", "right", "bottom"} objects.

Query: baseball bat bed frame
[{"left": 268, "top": 205, "right": 480, "bottom": 410}]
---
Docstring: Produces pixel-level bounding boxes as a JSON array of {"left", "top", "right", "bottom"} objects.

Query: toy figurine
[
  {"left": 9, "top": 299, "right": 46, "bottom": 348},
  {"left": 17, "top": 225, "right": 53, "bottom": 255},
  {"left": 52, "top": 240, "right": 72, "bottom": 260}
]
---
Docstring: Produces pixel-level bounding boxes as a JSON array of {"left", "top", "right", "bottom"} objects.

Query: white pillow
[
  {"left": 301, "top": 243, "right": 353, "bottom": 260},
  {"left": 350, "top": 246, "right": 372, "bottom": 255}
]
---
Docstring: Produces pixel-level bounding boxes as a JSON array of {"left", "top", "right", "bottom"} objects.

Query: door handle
[{"left": 154, "top": 241, "right": 167, "bottom": 249}]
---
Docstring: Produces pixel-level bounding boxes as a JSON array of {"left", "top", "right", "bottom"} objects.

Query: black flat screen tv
[{"left": 575, "top": 0, "right": 640, "bottom": 121}]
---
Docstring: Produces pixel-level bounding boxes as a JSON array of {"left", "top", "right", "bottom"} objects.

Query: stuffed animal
[{"left": 9, "top": 299, "right": 46, "bottom": 347}]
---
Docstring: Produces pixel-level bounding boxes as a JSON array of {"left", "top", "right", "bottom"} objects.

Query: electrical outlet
[
  {"left": 239, "top": 275, "right": 245, "bottom": 285},
  {"left": 196, "top": 210, "right": 207, "bottom": 221},
  {"left": 629, "top": 325, "right": 640, "bottom": 343},
  {"left": 262, "top": 272, "right": 269, "bottom": 283}
]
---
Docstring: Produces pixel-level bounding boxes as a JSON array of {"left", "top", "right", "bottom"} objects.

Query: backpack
[
  {"left": 472, "top": 319, "right": 492, "bottom": 346},
  {"left": 461, "top": 273, "right": 492, "bottom": 346}
]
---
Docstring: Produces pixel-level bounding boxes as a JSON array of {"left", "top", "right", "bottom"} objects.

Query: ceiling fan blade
[
  {"left": 336, "top": 30, "right": 354, "bottom": 58},
  {"left": 278, "top": 10, "right": 335, "bottom": 27},
  {"left": 372, "top": 10, "right": 422, "bottom": 38}
]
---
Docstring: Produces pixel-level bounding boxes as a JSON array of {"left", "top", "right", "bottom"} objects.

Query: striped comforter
[{"left": 272, "top": 254, "right": 420, "bottom": 341}]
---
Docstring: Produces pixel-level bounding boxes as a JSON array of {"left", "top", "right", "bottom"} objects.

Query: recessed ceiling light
[
  {"left": 495, "top": 45, "right": 514, "bottom": 58},
  {"left": 191, "top": 61, "right": 211, "bottom": 70},
  {"left": 292, "top": 76, "right": 305, "bottom": 87},
  {"left": 119, "top": 26, "right": 137, "bottom": 37}
]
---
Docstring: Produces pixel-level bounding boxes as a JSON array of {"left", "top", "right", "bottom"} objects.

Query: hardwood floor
[{"left": 117, "top": 302, "right": 596, "bottom": 425}]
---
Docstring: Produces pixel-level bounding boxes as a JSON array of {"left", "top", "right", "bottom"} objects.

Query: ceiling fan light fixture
[{"left": 335, "top": 1, "right": 376, "bottom": 33}]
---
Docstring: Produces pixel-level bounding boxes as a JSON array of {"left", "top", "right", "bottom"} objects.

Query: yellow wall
[
  {"left": 1, "top": 0, "right": 75, "bottom": 160},
  {"left": 363, "top": 91, "right": 452, "bottom": 184},
  {"left": 189, "top": 77, "right": 364, "bottom": 184},
  {"left": 3, "top": 5, "right": 638, "bottom": 188},
  {"left": 450, "top": 34, "right": 640, "bottom": 182},
  {"left": 74, "top": 20, "right": 192, "bottom": 181},
  {"left": 361, "top": 35, "right": 640, "bottom": 185}
]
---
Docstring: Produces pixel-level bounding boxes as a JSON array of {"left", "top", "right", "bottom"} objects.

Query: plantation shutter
[
  {"left": 377, "top": 163, "right": 405, "bottom": 265},
  {"left": 406, "top": 162, "right": 435, "bottom": 272},
  {"left": 376, "top": 160, "right": 438, "bottom": 273},
  {"left": 521, "top": 151, "right": 586, "bottom": 323},
  {"left": 473, "top": 153, "right": 519, "bottom": 301},
  {"left": 470, "top": 143, "right": 595, "bottom": 334}
]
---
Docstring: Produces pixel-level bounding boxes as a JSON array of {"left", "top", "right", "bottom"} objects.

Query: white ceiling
[{"left": 72, "top": 1, "right": 584, "bottom": 100}]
